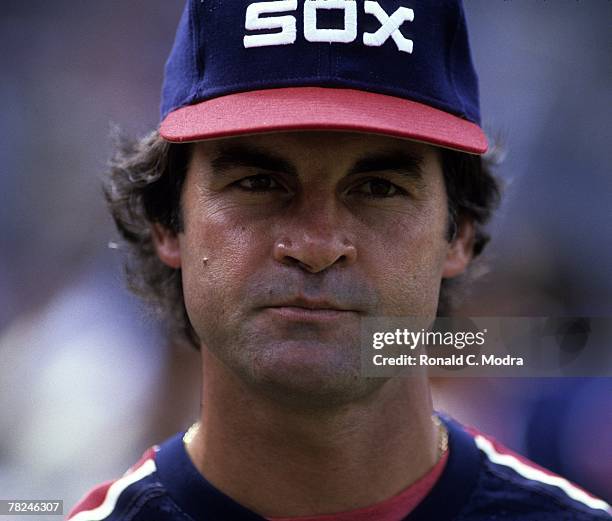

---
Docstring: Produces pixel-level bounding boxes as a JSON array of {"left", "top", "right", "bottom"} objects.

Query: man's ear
[
  {"left": 442, "top": 217, "right": 475, "bottom": 278},
  {"left": 151, "top": 223, "right": 181, "bottom": 269}
]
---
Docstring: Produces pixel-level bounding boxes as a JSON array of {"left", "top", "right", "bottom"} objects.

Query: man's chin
[{"left": 241, "top": 340, "right": 388, "bottom": 410}]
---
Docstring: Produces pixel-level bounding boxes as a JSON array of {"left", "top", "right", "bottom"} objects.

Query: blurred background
[{"left": 1, "top": 0, "right": 610, "bottom": 514}]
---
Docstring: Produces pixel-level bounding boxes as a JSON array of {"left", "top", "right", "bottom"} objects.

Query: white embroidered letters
[
  {"left": 363, "top": 1, "right": 414, "bottom": 53},
  {"left": 303, "top": 0, "right": 358, "bottom": 44},
  {"left": 244, "top": 0, "right": 298, "bottom": 48},
  {"left": 244, "top": 1, "right": 414, "bottom": 53}
]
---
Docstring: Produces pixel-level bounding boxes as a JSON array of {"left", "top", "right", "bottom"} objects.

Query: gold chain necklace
[
  {"left": 432, "top": 414, "right": 449, "bottom": 459},
  {"left": 184, "top": 415, "right": 448, "bottom": 460},
  {"left": 183, "top": 421, "right": 199, "bottom": 446}
]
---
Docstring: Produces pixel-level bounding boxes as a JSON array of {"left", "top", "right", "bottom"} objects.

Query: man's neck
[{"left": 186, "top": 351, "right": 439, "bottom": 518}]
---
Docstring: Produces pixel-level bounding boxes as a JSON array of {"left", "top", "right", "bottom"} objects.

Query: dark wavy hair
[{"left": 106, "top": 130, "right": 501, "bottom": 349}]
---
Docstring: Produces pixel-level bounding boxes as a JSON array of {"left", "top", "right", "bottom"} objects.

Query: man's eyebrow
[
  {"left": 347, "top": 151, "right": 425, "bottom": 181},
  {"left": 210, "top": 144, "right": 297, "bottom": 176}
]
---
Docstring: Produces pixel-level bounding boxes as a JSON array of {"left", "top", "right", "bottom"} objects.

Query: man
[{"left": 69, "top": 1, "right": 610, "bottom": 519}]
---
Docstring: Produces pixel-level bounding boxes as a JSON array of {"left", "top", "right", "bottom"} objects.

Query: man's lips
[
  {"left": 264, "top": 306, "right": 357, "bottom": 323},
  {"left": 262, "top": 297, "right": 359, "bottom": 322},
  {"left": 269, "top": 296, "right": 354, "bottom": 311}
]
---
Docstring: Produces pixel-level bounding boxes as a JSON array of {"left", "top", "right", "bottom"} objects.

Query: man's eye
[
  {"left": 351, "top": 179, "right": 404, "bottom": 198},
  {"left": 236, "top": 174, "right": 282, "bottom": 192}
]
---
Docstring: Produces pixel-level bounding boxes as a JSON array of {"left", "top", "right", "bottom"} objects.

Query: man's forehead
[{"left": 190, "top": 130, "right": 438, "bottom": 169}]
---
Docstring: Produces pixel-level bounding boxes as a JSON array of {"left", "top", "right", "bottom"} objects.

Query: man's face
[{"left": 154, "top": 131, "right": 472, "bottom": 406}]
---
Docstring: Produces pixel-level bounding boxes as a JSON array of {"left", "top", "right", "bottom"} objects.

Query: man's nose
[{"left": 272, "top": 197, "right": 357, "bottom": 273}]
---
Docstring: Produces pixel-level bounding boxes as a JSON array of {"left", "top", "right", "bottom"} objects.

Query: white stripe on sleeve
[
  {"left": 475, "top": 435, "right": 611, "bottom": 514},
  {"left": 70, "top": 458, "right": 157, "bottom": 521}
]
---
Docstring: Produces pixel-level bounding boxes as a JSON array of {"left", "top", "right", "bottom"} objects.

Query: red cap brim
[{"left": 159, "top": 87, "right": 488, "bottom": 154}]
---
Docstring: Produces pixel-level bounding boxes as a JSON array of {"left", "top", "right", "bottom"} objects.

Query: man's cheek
[
  {"left": 181, "top": 220, "right": 248, "bottom": 279},
  {"left": 377, "top": 252, "right": 444, "bottom": 315}
]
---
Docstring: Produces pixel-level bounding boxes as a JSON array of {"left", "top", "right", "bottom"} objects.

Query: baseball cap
[{"left": 160, "top": 0, "right": 487, "bottom": 154}]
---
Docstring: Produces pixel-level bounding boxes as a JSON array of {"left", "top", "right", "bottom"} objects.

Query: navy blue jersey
[{"left": 69, "top": 417, "right": 611, "bottom": 520}]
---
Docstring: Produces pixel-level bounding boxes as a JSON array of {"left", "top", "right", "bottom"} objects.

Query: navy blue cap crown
[{"left": 161, "top": 0, "right": 482, "bottom": 135}]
